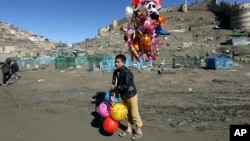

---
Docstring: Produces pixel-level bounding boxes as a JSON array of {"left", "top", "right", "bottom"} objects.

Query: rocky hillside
[
  {"left": 73, "top": 1, "right": 250, "bottom": 64},
  {"left": 0, "top": 21, "right": 55, "bottom": 56}
]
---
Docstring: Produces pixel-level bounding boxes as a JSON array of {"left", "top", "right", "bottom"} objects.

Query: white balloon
[{"left": 125, "top": 6, "right": 133, "bottom": 20}]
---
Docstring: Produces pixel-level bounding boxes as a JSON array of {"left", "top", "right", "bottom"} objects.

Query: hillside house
[
  {"left": 0, "top": 46, "right": 16, "bottom": 53},
  {"left": 29, "top": 36, "right": 45, "bottom": 42},
  {"left": 206, "top": 53, "right": 232, "bottom": 70}
]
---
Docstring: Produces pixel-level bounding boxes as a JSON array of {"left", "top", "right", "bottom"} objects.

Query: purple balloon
[{"left": 98, "top": 101, "right": 111, "bottom": 118}]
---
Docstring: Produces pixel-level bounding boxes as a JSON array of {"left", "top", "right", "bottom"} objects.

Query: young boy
[{"left": 110, "top": 54, "right": 143, "bottom": 140}]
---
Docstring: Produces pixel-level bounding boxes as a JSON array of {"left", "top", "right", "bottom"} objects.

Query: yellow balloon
[
  {"left": 143, "top": 34, "right": 151, "bottom": 51},
  {"left": 111, "top": 103, "right": 128, "bottom": 121},
  {"left": 133, "top": 42, "right": 140, "bottom": 51}
]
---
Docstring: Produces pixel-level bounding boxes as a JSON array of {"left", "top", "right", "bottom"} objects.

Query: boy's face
[{"left": 115, "top": 58, "right": 125, "bottom": 69}]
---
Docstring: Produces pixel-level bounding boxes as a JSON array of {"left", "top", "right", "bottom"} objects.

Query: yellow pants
[{"left": 122, "top": 94, "right": 143, "bottom": 128}]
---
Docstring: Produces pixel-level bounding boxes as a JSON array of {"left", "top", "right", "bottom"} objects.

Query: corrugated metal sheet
[
  {"left": 232, "top": 37, "right": 248, "bottom": 46},
  {"left": 206, "top": 53, "right": 230, "bottom": 59}
]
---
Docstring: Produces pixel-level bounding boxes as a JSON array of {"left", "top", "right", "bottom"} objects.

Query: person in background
[
  {"left": 0, "top": 61, "right": 3, "bottom": 85},
  {"left": 1, "top": 58, "right": 12, "bottom": 86},
  {"left": 11, "top": 60, "right": 20, "bottom": 80}
]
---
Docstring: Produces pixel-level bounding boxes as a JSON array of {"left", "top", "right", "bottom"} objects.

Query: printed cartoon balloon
[
  {"left": 144, "top": 0, "right": 159, "bottom": 20},
  {"left": 123, "top": 0, "right": 170, "bottom": 62}
]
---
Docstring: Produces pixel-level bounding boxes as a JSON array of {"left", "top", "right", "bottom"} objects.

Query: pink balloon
[
  {"left": 146, "top": 52, "right": 156, "bottom": 60},
  {"left": 151, "top": 39, "right": 157, "bottom": 46},
  {"left": 137, "top": 25, "right": 144, "bottom": 32},
  {"left": 98, "top": 101, "right": 111, "bottom": 118},
  {"left": 127, "top": 28, "right": 134, "bottom": 42},
  {"left": 144, "top": 18, "right": 151, "bottom": 29}
]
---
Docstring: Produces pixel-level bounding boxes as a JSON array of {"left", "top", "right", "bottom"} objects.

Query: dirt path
[{"left": 0, "top": 64, "right": 249, "bottom": 141}]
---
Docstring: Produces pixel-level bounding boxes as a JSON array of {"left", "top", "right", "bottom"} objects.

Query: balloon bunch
[
  {"left": 123, "top": 0, "right": 169, "bottom": 62},
  {"left": 97, "top": 91, "right": 128, "bottom": 134}
]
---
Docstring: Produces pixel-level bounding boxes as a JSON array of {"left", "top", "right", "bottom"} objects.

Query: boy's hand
[
  {"left": 110, "top": 95, "right": 115, "bottom": 104},
  {"left": 142, "top": 53, "right": 147, "bottom": 60}
]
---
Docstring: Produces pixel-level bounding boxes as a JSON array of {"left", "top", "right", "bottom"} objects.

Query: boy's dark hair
[{"left": 115, "top": 54, "right": 126, "bottom": 63}]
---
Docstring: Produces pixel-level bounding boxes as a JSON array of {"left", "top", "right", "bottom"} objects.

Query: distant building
[
  {"left": 112, "top": 20, "right": 118, "bottom": 28},
  {"left": 28, "top": 35, "right": 45, "bottom": 42},
  {"left": 232, "top": 36, "right": 248, "bottom": 46},
  {"left": 231, "top": 3, "right": 250, "bottom": 33},
  {"left": 98, "top": 25, "right": 110, "bottom": 36},
  {"left": 181, "top": 0, "right": 188, "bottom": 12},
  {"left": 9, "top": 29, "right": 16, "bottom": 35},
  {"left": 209, "top": 0, "right": 250, "bottom": 33},
  {"left": 35, "top": 41, "right": 56, "bottom": 51},
  {"left": 0, "top": 46, "right": 16, "bottom": 53},
  {"left": 206, "top": 53, "right": 232, "bottom": 70}
]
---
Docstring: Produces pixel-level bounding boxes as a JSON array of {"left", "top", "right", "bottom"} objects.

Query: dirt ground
[{"left": 0, "top": 62, "right": 250, "bottom": 141}]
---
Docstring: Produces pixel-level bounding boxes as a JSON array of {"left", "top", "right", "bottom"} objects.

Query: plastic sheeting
[
  {"left": 0, "top": 56, "right": 55, "bottom": 70},
  {"left": 19, "top": 56, "right": 55, "bottom": 70}
]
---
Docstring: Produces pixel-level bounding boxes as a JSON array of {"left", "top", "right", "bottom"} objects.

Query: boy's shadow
[{"left": 90, "top": 91, "right": 127, "bottom": 136}]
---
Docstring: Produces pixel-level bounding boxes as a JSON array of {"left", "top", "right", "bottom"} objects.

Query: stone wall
[
  {"left": 231, "top": 3, "right": 250, "bottom": 33},
  {"left": 0, "top": 46, "right": 16, "bottom": 53},
  {"left": 98, "top": 26, "right": 110, "bottom": 36},
  {"left": 98, "top": 20, "right": 119, "bottom": 37},
  {"left": 209, "top": 0, "right": 250, "bottom": 33}
]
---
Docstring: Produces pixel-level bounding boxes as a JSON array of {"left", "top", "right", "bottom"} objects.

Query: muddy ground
[{"left": 0, "top": 63, "right": 250, "bottom": 141}]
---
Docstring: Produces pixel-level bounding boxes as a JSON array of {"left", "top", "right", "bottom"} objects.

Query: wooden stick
[{"left": 111, "top": 76, "right": 118, "bottom": 105}]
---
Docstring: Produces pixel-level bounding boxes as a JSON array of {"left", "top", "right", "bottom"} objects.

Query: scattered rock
[
  {"left": 169, "top": 121, "right": 179, "bottom": 128},
  {"left": 220, "top": 117, "right": 231, "bottom": 122},
  {"left": 212, "top": 79, "right": 236, "bottom": 84}
]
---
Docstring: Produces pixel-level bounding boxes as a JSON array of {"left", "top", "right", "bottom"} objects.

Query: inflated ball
[
  {"left": 103, "top": 117, "right": 119, "bottom": 134},
  {"left": 111, "top": 103, "right": 128, "bottom": 121},
  {"left": 104, "top": 90, "right": 120, "bottom": 103},
  {"left": 98, "top": 101, "right": 111, "bottom": 118}
]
